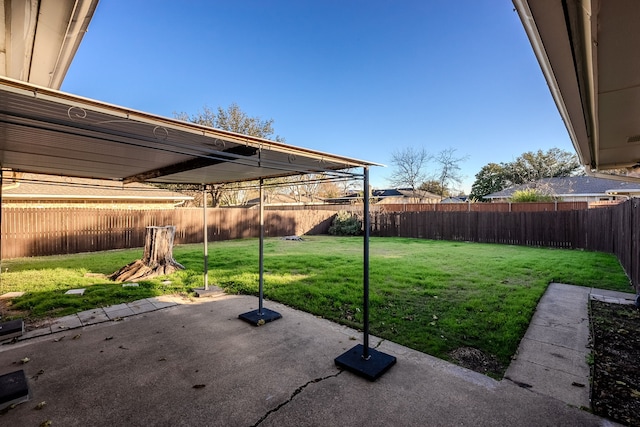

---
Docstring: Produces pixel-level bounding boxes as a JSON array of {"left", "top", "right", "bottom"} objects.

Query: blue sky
[{"left": 62, "top": 1, "right": 574, "bottom": 193}]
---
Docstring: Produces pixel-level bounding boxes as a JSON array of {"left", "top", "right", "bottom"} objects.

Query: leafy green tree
[
  {"left": 470, "top": 148, "right": 582, "bottom": 201},
  {"left": 419, "top": 180, "right": 448, "bottom": 197},
  {"left": 174, "top": 103, "right": 284, "bottom": 141},
  {"left": 328, "top": 211, "right": 362, "bottom": 236},
  {"left": 165, "top": 103, "right": 285, "bottom": 206},
  {"left": 469, "top": 163, "right": 508, "bottom": 201},
  {"left": 510, "top": 189, "right": 555, "bottom": 202},
  {"left": 504, "top": 148, "right": 581, "bottom": 185}
]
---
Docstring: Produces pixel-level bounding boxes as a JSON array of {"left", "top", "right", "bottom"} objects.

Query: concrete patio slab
[
  {"left": 0, "top": 294, "right": 618, "bottom": 426},
  {"left": 20, "top": 327, "right": 52, "bottom": 340},
  {"left": 126, "top": 300, "right": 156, "bottom": 315},
  {"left": 589, "top": 289, "right": 637, "bottom": 305},
  {"left": 193, "top": 286, "right": 225, "bottom": 298},
  {"left": 49, "top": 314, "right": 83, "bottom": 331},
  {"left": 523, "top": 321, "right": 589, "bottom": 350},
  {"left": 103, "top": 306, "right": 136, "bottom": 320},
  {"left": 506, "top": 356, "right": 590, "bottom": 408},
  {"left": 513, "top": 337, "right": 590, "bottom": 377},
  {"left": 77, "top": 308, "right": 110, "bottom": 326},
  {"left": 147, "top": 296, "right": 181, "bottom": 309},
  {"left": 504, "top": 282, "right": 635, "bottom": 414}
]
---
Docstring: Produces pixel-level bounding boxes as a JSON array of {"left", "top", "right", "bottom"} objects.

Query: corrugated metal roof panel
[{"left": 0, "top": 77, "right": 378, "bottom": 185}]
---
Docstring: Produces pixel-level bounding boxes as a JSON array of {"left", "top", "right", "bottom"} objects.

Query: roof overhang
[
  {"left": 1, "top": 0, "right": 99, "bottom": 89},
  {"left": 513, "top": 0, "right": 640, "bottom": 171},
  {"left": 0, "top": 77, "right": 378, "bottom": 185}
]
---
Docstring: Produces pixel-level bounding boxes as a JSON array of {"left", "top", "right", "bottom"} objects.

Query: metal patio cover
[
  {"left": 514, "top": 0, "right": 640, "bottom": 172},
  {"left": 0, "top": 77, "right": 376, "bottom": 185},
  {"left": 1, "top": 0, "right": 98, "bottom": 90}
]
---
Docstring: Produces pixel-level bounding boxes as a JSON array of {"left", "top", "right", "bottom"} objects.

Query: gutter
[
  {"left": 512, "top": 0, "right": 600, "bottom": 170},
  {"left": 512, "top": 0, "right": 586, "bottom": 166},
  {"left": 584, "top": 167, "right": 640, "bottom": 184},
  {"left": 2, "top": 194, "right": 193, "bottom": 201}
]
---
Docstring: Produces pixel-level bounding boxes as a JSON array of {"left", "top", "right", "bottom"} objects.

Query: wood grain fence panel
[
  {"left": 1, "top": 203, "right": 638, "bottom": 292},
  {"left": 631, "top": 201, "right": 640, "bottom": 289}
]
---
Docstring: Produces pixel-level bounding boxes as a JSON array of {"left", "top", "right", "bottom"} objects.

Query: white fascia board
[{"left": 512, "top": 0, "right": 588, "bottom": 167}]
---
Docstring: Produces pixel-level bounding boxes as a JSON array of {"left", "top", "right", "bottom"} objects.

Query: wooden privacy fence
[
  {"left": 371, "top": 199, "right": 640, "bottom": 292},
  {"left": 266, "top": 201, "right": 589, "bottom": 213},
  {"left": 0, "top": 207, "right": 335, "bottom": 259},
  {"left": 377, "top": 201, "right": 588, "bottom": 212},
  {"left": 2, "top": 201, "right": 639, "bottom": 291}
]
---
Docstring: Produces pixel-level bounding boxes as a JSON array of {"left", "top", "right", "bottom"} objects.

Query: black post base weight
[
  {"left": 335, "top": 344, "right": 396, "bottom": 381},
  {"left": 238, "top": 308, "right": 282, "bottom": 326}
]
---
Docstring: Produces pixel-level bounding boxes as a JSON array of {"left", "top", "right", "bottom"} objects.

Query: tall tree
[
  {"left": 419, "top": 180, "right": 448, "bottom": 197},
  {"left": 272, "top": 174, "right": 325, "bottom": 203},
  {"left": 388, "top": 147, "right": 432, "bottom": 191},
  {"left": 435, "top": 148, "right": 468, "bottom": 196},
  {"left": 174, "top": 103, "right": 284, "bottom": 141},
  {"left": 504, "top": 148, "right": 581, "bottom": 185},
  {"left": 469, "top": 148, "right": 583, "bottom": 201},
  {"left": 170, "top": 103, "right": 284, "bottom": 206},
  {"left": 469, "top": 163, "right": 508, "bottom": 200}
]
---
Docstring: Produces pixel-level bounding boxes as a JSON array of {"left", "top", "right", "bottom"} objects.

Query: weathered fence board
[
  {"left": 377, "top": 201, "right": 588, "bottom": 213},
  {"left": 370, "top": 201, "right": 639, "bottom": 291},
  {"left": 1, "top": 201, "right": 638, "bottom": 292},
  {"left": 0, "top": 208, "right": 336, "bottom": 259}
]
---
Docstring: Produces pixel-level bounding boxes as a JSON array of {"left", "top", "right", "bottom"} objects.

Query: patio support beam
[
  {"left": 123, "top": 145, "right": 258, "bottom": 184},
  {"left": 0, "top": 167, "right": 2, "bottom": 265},
  {"left": 259, "top": 178, "right": 265, "bottom": 314},
  {"left": 203, "top": 185, "right": 209, "bottom": 291},
  {"left": 238, "top": 178, "right": 282, "bottom": 326},
  {"left": 334, "top": 166, "right": 396, "bottom": 380}
]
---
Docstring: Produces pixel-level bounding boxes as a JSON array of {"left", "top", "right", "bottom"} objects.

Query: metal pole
[
  {"left": 203, "top": 185, "right": 209, "bottom": 291},
  {"left": 0, "top": 168, "right": 3, "bottom": 313},
  {"left": 362, "top": 166, "right": 370, "bottom": 359},
  {"left": 259, "top": 178, "right": 264, "bottom": 315}
]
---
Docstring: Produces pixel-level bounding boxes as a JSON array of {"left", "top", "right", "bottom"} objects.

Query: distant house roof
[
  {"left": 1, "top": 172, "right": 193, "bottom": 203},
  {"left": 485, "top": 176, "right": 640, "bottom": 199},
  {"left": 321, "top": 188, "right": 443, "bottom": 204},
  {"left": 373, "top": 188, "right": 440, "bottom": 200},
  {"left": 440, "top": 196, "right": 468, "bottom": 204},
  {"left": 245, "top": 192, "right": 323, "bottom": 206}
]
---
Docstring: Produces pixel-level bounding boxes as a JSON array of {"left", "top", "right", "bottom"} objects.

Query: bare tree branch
[{"left": 388, "top": 147, "right": 432, "bottom": 190}]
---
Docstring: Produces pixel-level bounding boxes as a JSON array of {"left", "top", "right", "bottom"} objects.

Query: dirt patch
[
  {"left": 590, "top": 300, "right": 640, "bottom": 426},
  {"left": 448, "top": 346, "right": 504, "bottom": 376},
  {"left": 0, "top": 300, "right": 54, "bottom": 332}
]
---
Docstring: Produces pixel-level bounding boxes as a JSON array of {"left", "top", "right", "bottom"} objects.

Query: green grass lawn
[{"left": 0, "top": 236, "right": 632, "bottom": 377}]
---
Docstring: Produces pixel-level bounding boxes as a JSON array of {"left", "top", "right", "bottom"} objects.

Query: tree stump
[{"left": 109, "top": 226, "right": 184, "bottom": 282}]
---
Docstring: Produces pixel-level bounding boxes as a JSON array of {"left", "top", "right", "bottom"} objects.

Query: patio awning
[
  {"left": 1, "top": 0, "right": 99, "bottom": 90},
  {"left": 0, "top": 76, "right": 379, "bottom": 185},
  {"left": 513, "top": 0, "right": 640, "bottom": 171}
]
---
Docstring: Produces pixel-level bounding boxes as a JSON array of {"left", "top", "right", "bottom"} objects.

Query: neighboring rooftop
[
  {"left": 486, "top": 176, "right": 640, "bottom": 200},
  {"left": 1, "top": 172, "right": 193, "bottom": 208}
]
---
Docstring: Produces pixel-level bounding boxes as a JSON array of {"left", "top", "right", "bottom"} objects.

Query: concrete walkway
[
  {"left": 505, "top": 283, "right": 636, "bottom": 409},
  {"left": 0, "top": 285, "right": 633, "bottom": 426},
  {"left": 17, "top": 295, "right": 188, "bottom": 341}
]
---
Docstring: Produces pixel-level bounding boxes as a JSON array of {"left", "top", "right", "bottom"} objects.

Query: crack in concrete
[{"left": 251, "top": 370, "right": 344, "bottom": 426}]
